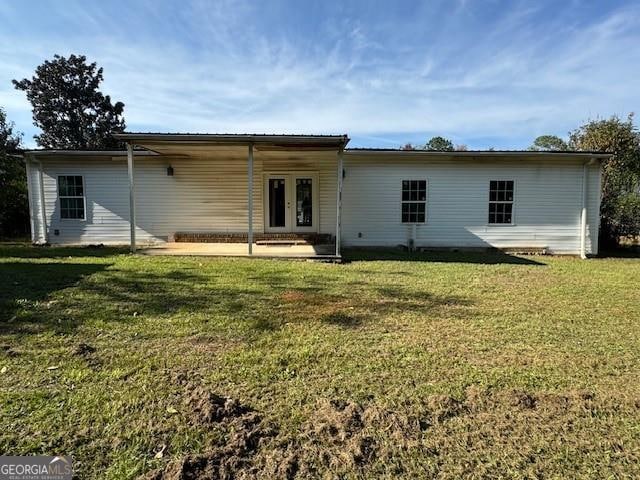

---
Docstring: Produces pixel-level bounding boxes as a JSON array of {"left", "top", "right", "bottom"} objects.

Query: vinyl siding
[
  {"left": 28, "top": 151, "right": 338, "bottom": 245},
  {"left": 342, "top": 154, "right": 602, "bottom": 255}
]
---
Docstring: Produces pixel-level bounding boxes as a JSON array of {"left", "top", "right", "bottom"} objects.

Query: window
[
  {"left": 58, "top": 175, "right": 85, "bottom": 219},
  {"left": 401, "top": 180, "right": 426, "bottom": 223},
  {"left": 488, "top": 180, "right": 514, "bottom": 224}
]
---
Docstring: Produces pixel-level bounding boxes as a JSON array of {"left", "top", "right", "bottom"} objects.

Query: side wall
[
  {"left": 342, "top": 154, "right": 602, "bottom": 255},
  {"left": 27, "top": 152, "right": 337, "bottom": 245}
]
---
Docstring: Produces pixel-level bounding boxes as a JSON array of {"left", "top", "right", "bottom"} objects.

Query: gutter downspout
[{"left": 580, "top": 158, "right": 596, "bottom": 259}]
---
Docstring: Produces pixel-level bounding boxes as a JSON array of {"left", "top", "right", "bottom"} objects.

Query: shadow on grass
[
  {"left": 0, "top": 247, "right": 478, "bottom": 336},
  {"left": 292, "top": 286, "right": 474, "bottom": 329},
  {"left": 0, "top": 262, "right": 287, "bottom": 335},
  {"left": 343, "top": 248, "right": 545, "bottom": 265},
  {"left": 320, "top": 311, "right": 363, "bottom": 328},
  {"left": 0, "top": 244, "right": 127, "bottom": 259},
  {"left": 0, "top": 261, "right": 111, "bottom": 324},
  {"left": 597, "top": 247, "right": 640, "bottom": 259}
]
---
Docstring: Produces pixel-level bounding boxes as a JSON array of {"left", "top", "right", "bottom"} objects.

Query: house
[{"left": 23, "top": 133, "right": 608, "bottom": 259}]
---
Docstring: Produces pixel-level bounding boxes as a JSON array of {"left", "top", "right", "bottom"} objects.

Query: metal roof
[
  {"left": 345, "top": 148, "right": 612, "bottom": 158},
  {"left": 113, "top": 132, "right": 350, "bottom": 148},
  {"left": 23, "top": 149, "right": 155, "bottom": 157}
]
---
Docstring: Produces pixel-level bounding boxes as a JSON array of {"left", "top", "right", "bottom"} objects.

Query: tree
[
  {"left": 569, "top": 114, "right": 640, "bottom": 246},
  {"left": 13, "top": 54, "right": 126, "bottom": 149},
  {"left": 425, "top": 136, "right": 454, "bottom": 151},
  {"left": 0, "top": 107, "right": 28, "bottom": 238},
  {"left": 401, "top": 143, "right": 416, "bottom": 151},
  {"left": 529, "top": 135, "right": 569, "bottom": 151}
]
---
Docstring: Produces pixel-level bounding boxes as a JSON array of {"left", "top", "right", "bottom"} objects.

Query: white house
[{"left": 23, "top": 133, "right": 608, "bottom": 259}]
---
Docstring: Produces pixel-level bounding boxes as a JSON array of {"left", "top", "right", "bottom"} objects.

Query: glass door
[
  {"left": 264, "top": 173, "right": 318, "bottom": 233},
  {"left": 266, "top": 176, "right": 289, "bottom": 231},
  {"left": 294, "top": 177, "right": 314, "bottom": 231}
]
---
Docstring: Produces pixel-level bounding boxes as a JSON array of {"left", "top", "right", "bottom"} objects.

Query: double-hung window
[
  {"left": 401, "top": 180, "right": 426, "bottom": 223},
  {"left": 488, "top": 180, "right": 514, "bottom": 224},
  {"left": 58, "top": 175, "right": 85, "bottom": 220}
]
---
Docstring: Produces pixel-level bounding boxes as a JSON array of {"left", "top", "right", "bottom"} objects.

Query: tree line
[{"left": 1, "top": 54, "right": 639, "bottom": 246}]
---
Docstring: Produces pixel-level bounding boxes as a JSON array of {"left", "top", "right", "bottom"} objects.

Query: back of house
[{"left": 24, "top": 133, "right": 607, "bottom": 257}]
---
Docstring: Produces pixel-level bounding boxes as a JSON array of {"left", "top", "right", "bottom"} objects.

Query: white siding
[
  {"left": 29, "top": 151, "right": 338, "bottom": 245},
  {"left": 342, "top": 154, "right": 602, "bottom": 255}
]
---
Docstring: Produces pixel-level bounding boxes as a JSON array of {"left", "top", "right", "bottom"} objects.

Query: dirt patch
[
  {"left": 184, "top": 386, "right": 252, "bottom": 425},
  {"left": 279, "top": 290, "right": 306, "bottom": 303},
  {"left": 426, "top": 394, "right": 466, "bottom": 421},
  {"left": 72, "top": 343, "right": 100, "bottom": 369},
  {"left": 249, "top": 398, "right": 426, "bottom": 478},
  {"left": 73, "top": 343, "right": 96, "bottom": 356},
  {"left": 143, "top": 385, "right": 274, "bottom": 480},
  {"left": 143, "top": 387, "right": 634, "bottom": 479}
]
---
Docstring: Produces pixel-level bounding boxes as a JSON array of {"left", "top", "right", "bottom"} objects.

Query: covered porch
[
  {"left": 140, "top": 241, "right": 338, "bottom": 259},
  {"left": 113, "top": 133, "right": 349, "bottom": 259}
]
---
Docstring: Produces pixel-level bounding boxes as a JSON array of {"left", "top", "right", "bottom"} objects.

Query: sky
[{"left": 1, "top": 0, "right": 639, "bottom": 149}]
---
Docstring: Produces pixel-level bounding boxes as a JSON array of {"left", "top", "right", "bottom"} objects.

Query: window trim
[
  {"left": 487, "top": 179, "right": 515, "bottom": 226},
  {"left": 400, "top": 178, "right": 427, "bottom": 224},
  {"left": 57, "top": 174, "right": 87, "bottom": 221}
]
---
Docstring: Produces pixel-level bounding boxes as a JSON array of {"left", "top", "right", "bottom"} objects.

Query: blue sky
[{"left": 1, "top": 0, "right": 639, "bottom": 149}]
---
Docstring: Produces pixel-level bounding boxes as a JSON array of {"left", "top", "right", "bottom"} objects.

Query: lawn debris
[{"left": 154, "top": 444, "right": 166, "bottom": 459}]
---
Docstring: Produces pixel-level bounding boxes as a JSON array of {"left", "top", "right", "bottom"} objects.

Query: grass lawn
[{"left": 1, "top": 245, "right": 640, "bottom": 479}]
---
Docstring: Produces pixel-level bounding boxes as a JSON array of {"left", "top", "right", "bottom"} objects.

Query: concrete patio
[{"left": 140, "top": 242, "right": 340, "bottom": 260}]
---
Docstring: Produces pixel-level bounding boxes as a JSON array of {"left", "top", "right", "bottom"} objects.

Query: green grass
[{"left": 1, "top": 245, "right": 640, "bottom": 479}]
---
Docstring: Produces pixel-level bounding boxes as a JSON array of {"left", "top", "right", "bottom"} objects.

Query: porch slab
[{"left": 140, "top": 242, "right": 340, "bottom": 260}]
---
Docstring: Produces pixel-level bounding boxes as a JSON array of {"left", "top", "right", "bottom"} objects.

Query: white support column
[
  {"left": 127, "top": 143, "right": 137, "bottom": 252},
  {"left": 335, "top": 149, "right": 344, "bottom": 257},
  {"left": 24, "top": 155, "right": 36, "bottom": 244},
  {"left": 247, "top": 144, "right": 254, "bottom": 255},
  {"left": 579, "top": 161, "right": 588, "bottom": 259},
  {"left": 37, "top": 159, "right": 48, "bottom": 244}
]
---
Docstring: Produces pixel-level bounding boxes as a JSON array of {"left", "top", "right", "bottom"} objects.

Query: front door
[{"left": 264, "top": 173, "right": 318, "bottom": 233}]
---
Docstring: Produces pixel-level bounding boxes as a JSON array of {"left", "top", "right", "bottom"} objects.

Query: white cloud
[{"left": 1, "top": 0, "right": 639, "bottom": 148}]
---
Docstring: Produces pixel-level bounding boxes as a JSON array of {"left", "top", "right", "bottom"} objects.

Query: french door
[{"left": 264, "top": 173, "right": 318, "bottom": 233}]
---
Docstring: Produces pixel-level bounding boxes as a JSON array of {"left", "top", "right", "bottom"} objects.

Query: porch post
[
  {"left": 248, "top": 143, "right": 254, "bottom": 255},
  {"left": 579, "top": 161, "right": 588, "bottom": 259},
  {"left": 37, "top": 158, "right": 48, "bottom": 244},
  {"left": 335, "top": 148, "right": 344, "bottom": 257},
  {"left": 24, "top": 155, "right": 36, "bottom": 244},
  {"left": 127, "top": 143, "right": 136, "bottom": 252}
]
